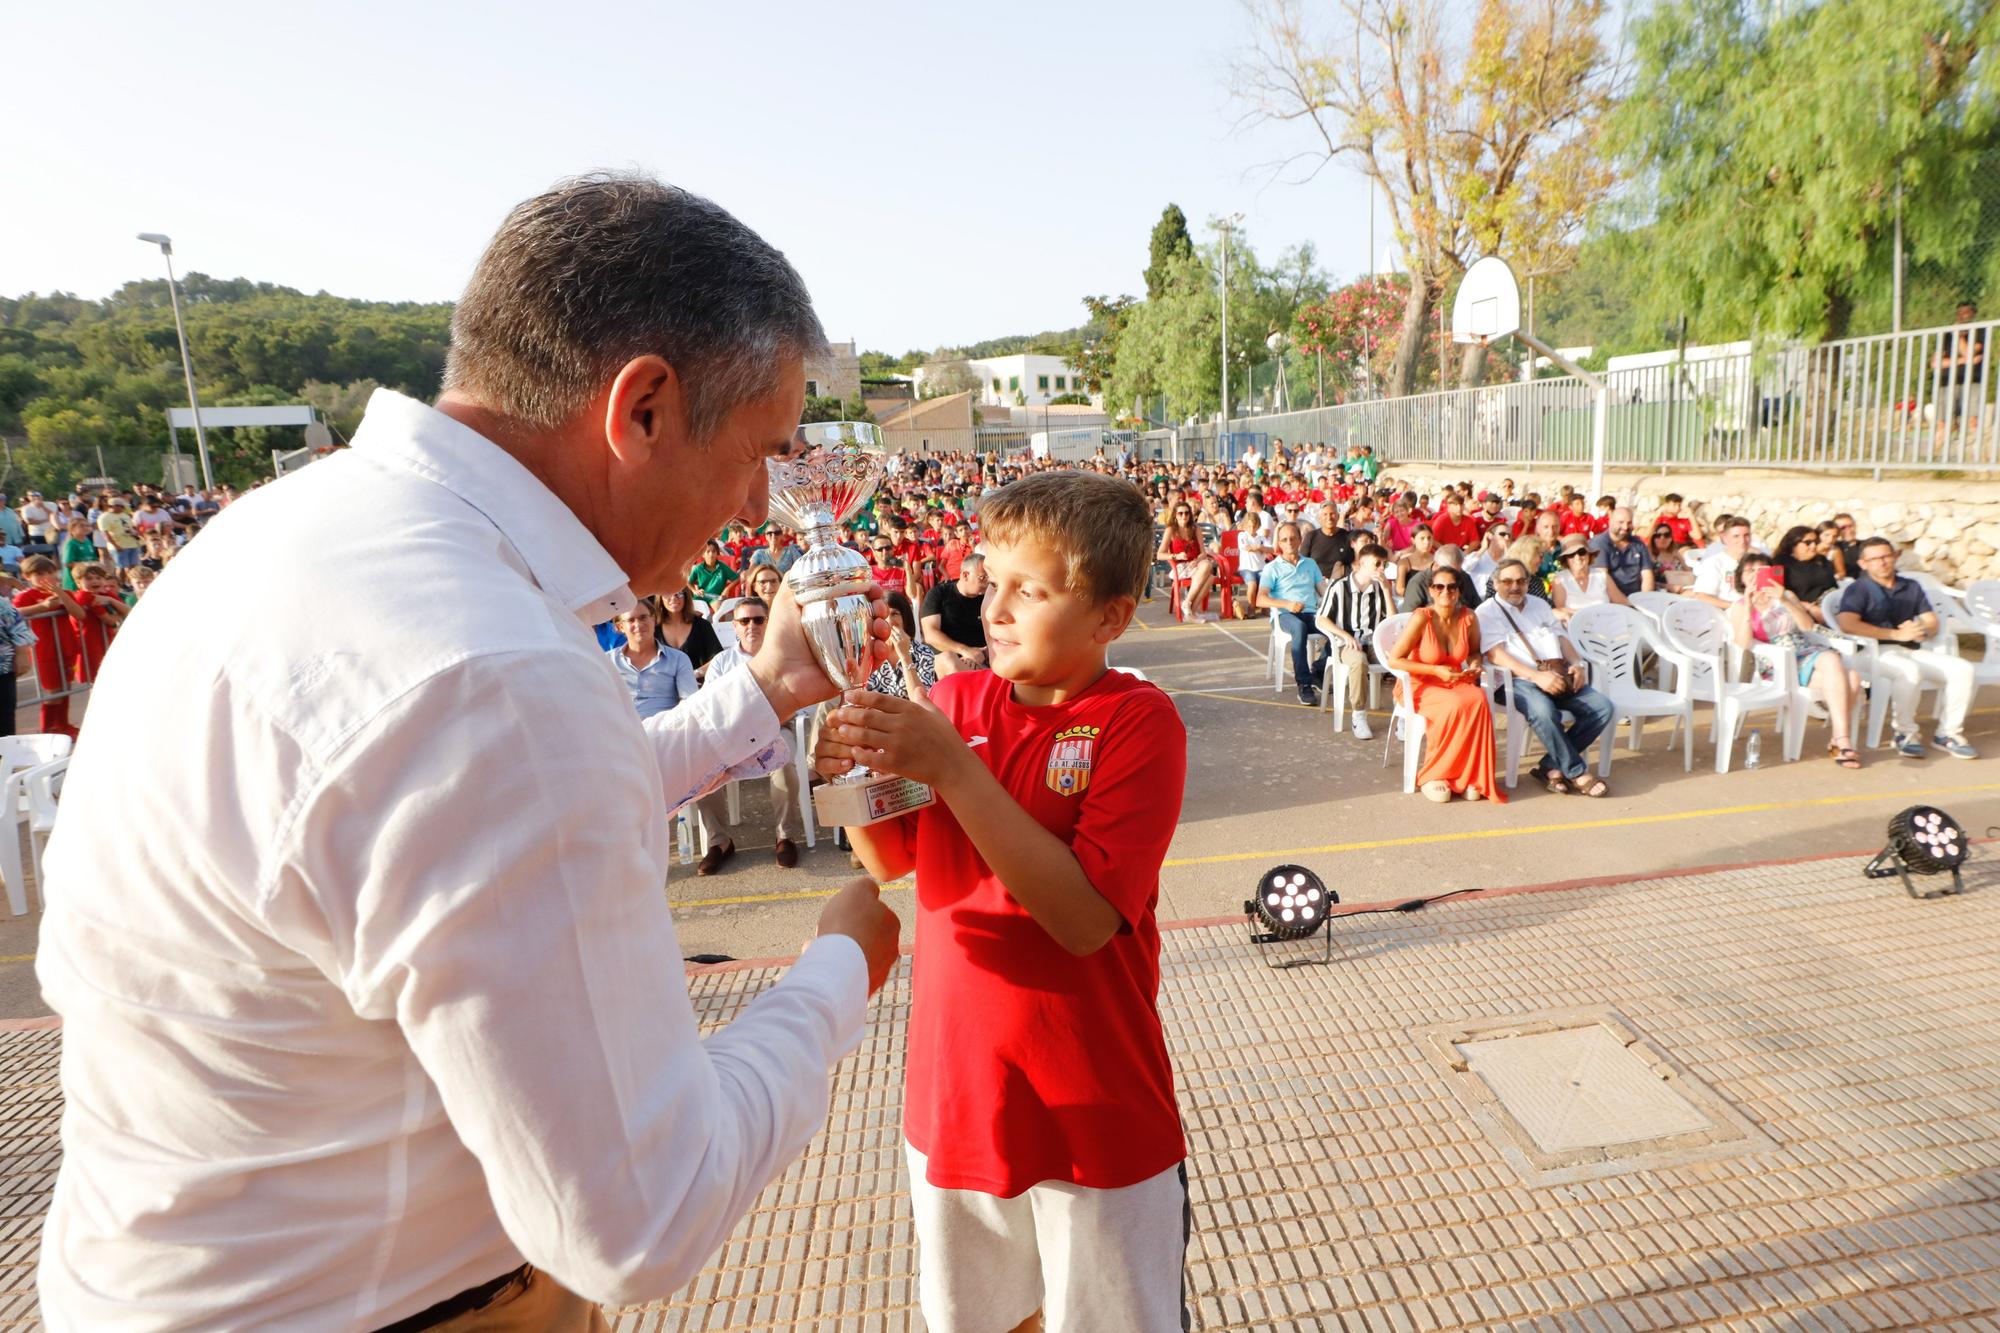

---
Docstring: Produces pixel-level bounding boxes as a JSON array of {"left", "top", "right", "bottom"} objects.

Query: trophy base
[{"left": 814, "top": 773, "right": 935, "bottom": 828}]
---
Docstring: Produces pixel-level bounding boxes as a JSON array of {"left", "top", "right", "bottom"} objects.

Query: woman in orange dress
[{"left": 1386, "top": 575, "right": 1505, "bottom": 803}]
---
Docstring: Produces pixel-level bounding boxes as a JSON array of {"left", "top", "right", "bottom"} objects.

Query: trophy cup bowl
[{"left": 768, "top": 421, "right": 936, "bottom": 827}]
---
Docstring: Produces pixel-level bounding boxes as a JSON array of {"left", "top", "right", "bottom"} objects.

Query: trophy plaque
[{"left": 767, "top": 421, "right": 936, "bottom": 828}]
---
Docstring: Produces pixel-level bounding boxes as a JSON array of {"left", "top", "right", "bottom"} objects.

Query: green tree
[
  {"left": 1145, "top": 205, "right": 1197, "bottom": 301},
  {"left": 1232, "top": 0, "right": 1623, "bottom": 393},
  {"left": 1612, "top": 0, "right": 2000, "bottom": 345}
]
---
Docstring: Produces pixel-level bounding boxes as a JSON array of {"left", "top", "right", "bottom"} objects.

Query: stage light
[
  {"left": 1864, "top": 805, "right": 1969, "bottom": 899},
  {"left": 1246, "top": 864, "right": 1336, "bottom": 942}
]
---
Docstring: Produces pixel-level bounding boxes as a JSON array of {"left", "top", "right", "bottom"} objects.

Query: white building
[{"left": 917, "top": 353, "right": 1096, "bottom": 409}]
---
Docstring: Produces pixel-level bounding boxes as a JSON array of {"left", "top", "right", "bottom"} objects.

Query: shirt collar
[{"left": 351, "top": 389, "right": 637, "bottom": 626}]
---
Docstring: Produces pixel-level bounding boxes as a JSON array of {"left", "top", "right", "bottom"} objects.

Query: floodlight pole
[
  {"left": 138, "top": 234, "right": 214, "bottom": 491},
  {"left": 1514, "top": 328, "right": 1609, "bottom": 500},
  {"left": 1218, "top": 213, "right": 1243, "bottom": 461}
]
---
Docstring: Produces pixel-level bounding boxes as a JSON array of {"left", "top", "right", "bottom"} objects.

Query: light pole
[
  {"left": 1266, "top": 329, "right": 1288, "bottom": 414},
  {"left": 1217, "top": 212, "right": 1243, "bottom": 461},
  {"left": 137, "top": 233, "right": 213, "bottom": 491}
]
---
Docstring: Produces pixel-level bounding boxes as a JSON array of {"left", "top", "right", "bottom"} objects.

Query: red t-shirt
[
  {"left": 903, "top": 667, "right": 1188, "bottom": 1195},
  {"left": 1429, "top": 513, "right": 1483, "bottom": 548},
  {"left": 12, "top": 587, "right": 78, "bottom": 683},
  {"left": 1559, "top": 510, "right": 1596, "bottom": 537},
  {"left": 1654, "top": 514, "right": 1694, "bottom": 545},
  {"left": 70, "top": 589, "right": 115, "bottom": 678}
]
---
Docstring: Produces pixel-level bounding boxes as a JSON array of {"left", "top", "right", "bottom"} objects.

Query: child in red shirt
[
  {"left": 71, "top": 563, "right": 130, "bottom": 682},
  {"left": 12, "top": 555, "right": 84, "bottom": 739},
  {"left": 820, "top": 471, "right": 1189, "bottom": 1333}
]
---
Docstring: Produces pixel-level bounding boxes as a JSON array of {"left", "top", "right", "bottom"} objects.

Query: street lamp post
[
  {"left": 136, "top": 233, "right": 214, "bottom": 491},
  {"left": 1218, "top": 212, "right": 1244, "bottom": 463}
]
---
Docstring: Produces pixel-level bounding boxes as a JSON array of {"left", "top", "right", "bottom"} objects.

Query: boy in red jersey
[
  {"left": 12, "top": 555, "right": 83, "bottom": 738},
  {"left": 817, "top": 470, "right": 1189, "bottom": 1333}
]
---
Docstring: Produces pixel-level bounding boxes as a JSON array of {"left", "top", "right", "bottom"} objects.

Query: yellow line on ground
[
  {"left": 1159, "top": 781, "right": 2000, "bottom": 868},
  {"left": 1157, "top": 685, "right": 1319, "bottom": 712},
  {"left": 0, "top": 953, "right": 34, "bottom": 964},
  {"left": 667, "top": 781, "right": 2000, "bottom": 908},
  {"left": 671, "top": 877, "right": 915, "bottom": 910}
]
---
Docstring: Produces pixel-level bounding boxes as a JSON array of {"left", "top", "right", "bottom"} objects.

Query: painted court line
[
  {"left": 1159, "top": 780, "right": 2000, "bottom": 868},
  {"left": 667, "top": 780, "right": 2000, "bottom": 908}
]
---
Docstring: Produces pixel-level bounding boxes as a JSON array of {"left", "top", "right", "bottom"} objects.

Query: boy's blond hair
[{"left": 977, "top": 470, "right": 1153, "bottom": 602}]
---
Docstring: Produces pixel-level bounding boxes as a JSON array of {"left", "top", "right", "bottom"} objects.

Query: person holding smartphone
[{"left": 1731, "top": 554, "right": 1864, "bottom": 768}]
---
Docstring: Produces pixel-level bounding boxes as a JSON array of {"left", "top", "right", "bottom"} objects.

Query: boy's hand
[
  {"left": 748, "top": 581, "right": 893, "bottom": 719},
  {"left": 818, "top": 689, "right": 969, "bottom": 790}
]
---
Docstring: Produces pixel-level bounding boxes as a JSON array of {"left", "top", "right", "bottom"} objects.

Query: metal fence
[{"left": 1165, "top": 318, "right": 1997, "bottom": 474}]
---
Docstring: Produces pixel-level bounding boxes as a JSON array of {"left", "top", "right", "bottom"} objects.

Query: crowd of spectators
[
  {"left": 583, "top": 438, "right": 1985, "bottom": 840},
  {"left": 0, "top": 482, "right": 235, "bottom": 739},
  {"left": 25, "top": 443, "right": 1972, "bottom": 838}
]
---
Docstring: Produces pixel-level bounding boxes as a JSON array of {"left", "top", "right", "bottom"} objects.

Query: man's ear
[{"left": 604, "top": 355, "right": 685, "bottom": 468}]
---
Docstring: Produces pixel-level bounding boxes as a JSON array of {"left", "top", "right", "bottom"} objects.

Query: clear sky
[{"left": 2, "top": 0, "right": 1383, "bottom": 353}]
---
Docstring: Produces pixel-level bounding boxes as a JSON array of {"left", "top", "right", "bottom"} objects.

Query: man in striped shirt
[{"left": 1315, "top": 543, "right": 1396, "bottom": 740}]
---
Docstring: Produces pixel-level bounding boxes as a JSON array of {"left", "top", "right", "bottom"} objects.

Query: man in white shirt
[
  {"left": 1691, "top": 516, "right": 1755, "bottom": 606},
  {"left": 37, "top": 174, "right": 902, "bottom": 1331},
  {"left": 1478, "top": 558, "right": 1616, "bottom": 797}
]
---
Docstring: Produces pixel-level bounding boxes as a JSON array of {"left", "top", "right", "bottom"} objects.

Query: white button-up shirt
[
  {"left": 36, "top": 389, "right": 869, "bottom": 1330},
  {"left": 1477, "top": 591, "right": 1572, "bottom": 667}
]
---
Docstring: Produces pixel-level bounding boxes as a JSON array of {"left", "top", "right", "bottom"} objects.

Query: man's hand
[
  {"left": 815, "top": 877, "right": 901, "bottom": 997},
  {"left": 747, "top": 581, "right": 892, "bottom": 719},
  {"left": 1534, "top": 667, "right": 1569, "bottom": 694},
  {"left": 817, "top": 689, "right": 970, "bottom": 789},
  {"left": 1566, "top": 661, "right": 1589, "bottom": 691}
]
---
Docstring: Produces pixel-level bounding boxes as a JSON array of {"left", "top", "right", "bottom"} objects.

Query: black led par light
[{"left": 1864, "top": 805, "right": 1970, "bottom": 899}]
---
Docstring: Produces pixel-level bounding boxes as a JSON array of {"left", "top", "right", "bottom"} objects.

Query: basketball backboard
[{"left": 1451, "top": 256, "right": 1523, "bottom": 345}]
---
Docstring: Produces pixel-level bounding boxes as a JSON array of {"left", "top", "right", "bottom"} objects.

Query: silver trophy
[{"left": 768, "top": 421, "right": 936, "bottom": 828}]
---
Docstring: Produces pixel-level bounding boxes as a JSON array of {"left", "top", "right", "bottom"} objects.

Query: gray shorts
[{"left": 905, "top": 1141, "right": 1192, "bottom": 1333}]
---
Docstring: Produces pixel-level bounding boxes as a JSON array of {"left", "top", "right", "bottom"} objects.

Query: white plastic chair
[
  {"left": 1320, "top": 633, "right": 1389, "bottom": 733},
  {"left": 1373, "top": 614, "right": 1428, "bottom": 792},
  {"left": 1658, "top": 599, "right": 1795, "bottom": 772},
  {"left": 19, "top": 757, "right": 65, "bottom": 906},
  {"left": 1958, "top": 579, "right": 2000, "bottom": 692},
  {"left": 0, "top": 735, "right": 72, "bottom": 915},
  {"left": 1568, "top": 604, "right": 1694, "bottom": 772},
  {"left": 726, "top": 714, "right": 816, "bottom": 848},
  {"left": 1623, "top": 589, "right": 1683, "bottom": 690}
]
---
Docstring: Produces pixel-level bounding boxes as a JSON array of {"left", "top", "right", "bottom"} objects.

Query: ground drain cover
[{"left": 1416, "top": 1007, "right": 1774, "bottom": 1186}]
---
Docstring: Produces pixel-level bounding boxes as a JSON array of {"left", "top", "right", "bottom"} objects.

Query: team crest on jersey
[{"left": 1045, "top": 725, "right": 1101, "bottom": 796}]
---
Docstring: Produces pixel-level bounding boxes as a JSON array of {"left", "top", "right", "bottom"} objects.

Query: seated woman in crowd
[
  {"left": 1650, "top": 524, "right": 1694, "bottom": 589},
  {"left": 1729, "top": 552, "right": 1864, "bottom": 770},
  {"left": 867, "top": 590, "right": 943, "bottom": 695},
  {"left": 1157, "top": 501, "right": 1223, "bottom": 619},
  {"left": 1494, "top": 535, "right": 1554, "bottom": 603},
  {"left": 1386, "top": 569, "right": 1505, "bottom": 803},
  {"left": 656, "top": 587, "right": 723, "bottom": 675},
  {"left": 1775, "top": 524, "right": 1839, "bottom": 620},
  {"left": 1551, "top": 533, "right": 1629, "bottom": 621},
  {"left": 1393, "top": 523, "right": 1437, "bottom": 600},
  {"left": 608, "top": 598, "right": 697, "bottom": 722}
]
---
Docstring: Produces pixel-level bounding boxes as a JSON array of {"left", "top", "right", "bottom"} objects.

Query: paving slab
[{"left": 6, "top": 853, "right": 2000, "bottom": 1328}]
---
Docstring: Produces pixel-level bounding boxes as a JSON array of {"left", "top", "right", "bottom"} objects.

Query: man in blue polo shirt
[
  {"left": 1588, "top": 506, "right": 1655, "bottom": 595},
  {"left": 1260, "top": 521, "right": 1329, "bottom": 706},
  {"left": 1837, "top": 537, "right": 1977, "bottom": 759}
]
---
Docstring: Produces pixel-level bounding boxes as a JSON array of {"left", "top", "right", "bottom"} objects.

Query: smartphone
[{"left": 1754, "top": 566, "right": 1785, "bottom": 592}]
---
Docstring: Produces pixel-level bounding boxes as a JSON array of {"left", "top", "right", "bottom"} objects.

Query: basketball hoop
[{"left": 1450, "top": 258, "right": 1522, "bottom": 347}]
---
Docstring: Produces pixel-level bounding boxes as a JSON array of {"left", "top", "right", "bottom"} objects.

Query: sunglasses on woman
[{"left": 1430, "top": 580, "right": 1459, "bottom": 592}]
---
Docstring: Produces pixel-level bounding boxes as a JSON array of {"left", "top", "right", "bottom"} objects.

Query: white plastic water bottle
[
  {"left": 675, "top": 813, "right": 694, "bottom": 864},
  {"left": 1746, "top": 730, "right": 1762, "bottom": 769}
]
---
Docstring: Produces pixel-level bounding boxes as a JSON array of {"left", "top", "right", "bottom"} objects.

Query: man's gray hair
[
  {"left": 960, "top": 553, "right": 986, "bottom": 570},
  {"left": 1434, "top": 543, "right": 1464, "bottom": 566},
  {"left": 1493, "top": 558, "right": 1531, "bottom": 581},
  {"left": 443, "top": 173, "right": 828, "bottom": 440}
]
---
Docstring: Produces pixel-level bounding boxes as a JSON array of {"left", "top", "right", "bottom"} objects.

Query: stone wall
[{"left": 1380, "top": 464, "right": 2000, "bottom": 585}]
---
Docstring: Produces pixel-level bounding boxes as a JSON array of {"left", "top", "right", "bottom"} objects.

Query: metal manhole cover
[{"left": 1415, "top": 1007, "right": 1775, "bottom": 1186}]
